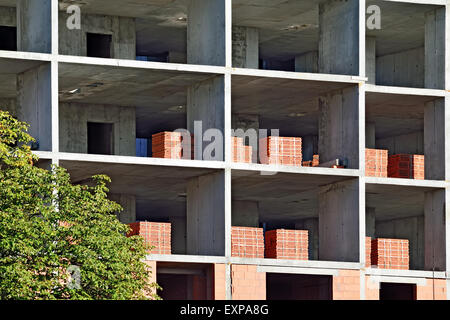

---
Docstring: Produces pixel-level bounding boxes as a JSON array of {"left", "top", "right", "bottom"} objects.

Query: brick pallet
[
  {"left": 302, "top": 154, "right": 320, "bottom": 167},
  {"left": 365, "top": 237, "right": 372, "bottom": 268},
  {"left": 365, "top": 148, "right": 388, "bottom": 177},
  {"left": 231, "top": 226, "right": 264, "bottom": 258},
  {"left": 371, "top": 238, "right": 409, "bottom": 270},
  {"left": 265, "top": 229, "right": 308, "bottom": 260},
  {"left": 231, "top": 136, "right": 253, "bottom": 163},
  {"left": 259, "top": 136, "right": 302, "bottom": 167},
  {"left": 388, "top": 154, "right": 424, "bottom": 180},
  {"left": 152, "top": 131, "right": 193, "bottom": 159},
  {"left": 127, "top": 221, "right": 172, "bottom": 255}
]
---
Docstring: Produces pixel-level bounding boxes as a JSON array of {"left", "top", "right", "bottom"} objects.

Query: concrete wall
[
  {"left": 0, "top": 98, "right": 16, "bottom": 116},
  {"left": 59, "top": 102, "right": 136, "bottom": 156},
  {"left": 295, "top": 51, "right": 318, "bottom": 73},
  {"left": 17, "top": 64, "right": 52, "bottom": 151},
  {"left": 376, "top": 216, "right": 424, "bottom": 270},
  {"left": 296, "top": 218, "right": 319, "bottom": 260},
  {"left": 376, "top": 132, "right": 424, "bottom": 155},
  {"left": 376, "top": 47, "right": 424, "bottom": 88},
  {"left": 424, "top": 99, "right": 445, "bottom": 180},
  {"left": 232, "top": 200, "right": 259, "bottom": 228},
  {"left": 59, "top": 12, "right": 136, "bottom": 59},
  {"left": 425, "top": 8, "right": 445, "bottom": 90},
  {"left": 109, "top": 193, "right": 136, "bottom": 224},
  {"left": 0, "top": 6, "right": 16, "bottom": 26},
  {"left": 232, "top": 26, "right": 259, "bottom": 69}
]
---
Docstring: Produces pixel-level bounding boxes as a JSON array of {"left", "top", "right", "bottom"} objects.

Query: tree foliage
[{"left": 0, "top": 111, "right": 159, "bottom": 300}]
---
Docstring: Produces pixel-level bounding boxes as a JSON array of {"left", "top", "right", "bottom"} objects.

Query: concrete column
[
  {"left": 168, "top": 52, "right": 187, "bottom": 64},
  {"left": 318, "top": 86, "right": 359, "bottom": 169},
  {"left": 302, "top": 135, "right": 318, "bottom": 162},
  {"left": 295, "top": 51, "right": 318, "bottom": 73},
  {"left": 295, "top": 218, "right": 319, "bottom": 260},
  {"left": 425, "top": 8, "right": 445, "bottom": 89},
  {"left": 366, "top": 207, "right": 376, "bottom": 238},
  {"left": 187, "top": 0, "right": 225, "bottom": 66},
  {"left": 17, "top": 0, "right": 51, "bottom": 53},
  {"left": 318, "top": 179, "right": 359, "bottom": 262},
  {"left": 232, "top": 113, "right": 259, "bottom": 163},
  {"left": 17, "top": 64, "right": 52, "bottom": 151},
  {"left": 232, "top": 26, "right": 259, "bottom": 69},
  {"left": 232, "top": 201, "right": 259, "bottom": 228},
  {"left": 424, "top": 189, "right": 446, "bottom": 271},
  {"left": 109, "top": 194, "right": 136, "bottom": 224},
  {"left": 366, "top": 122, "right": 375, "bottom": 149},
  {"left": 169, "top": 216, "right": 187, "bottom": 254},
  {"left": 424, "top": 99, "right": 445, "bottom": 180},
  {"left": 366, "top": 37, "right": 376, "bottom": 84},
  {"left": 187, "top": 76, "right": 224, "bottom": 161},
  {"left": 187, "top": 171, "right": 225, "bottom": 256},
  {"left": 318, "top": 0, "right": 359, "bottom": 75}
]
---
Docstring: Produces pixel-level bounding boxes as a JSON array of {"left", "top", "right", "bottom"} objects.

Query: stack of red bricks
[
  {"left": 365, "top": 237, "right": 372, "bottom": 268},
  {"left": 231, "top": 137, "right": 253, "bottom": 163},
  {"left": 152, "top": 131, "right": 193, "bottom": 159},
  {"left": 371, "top": 238, "right": 409, "bottom": 270},
  {"left": 259, "top": 136, "right": 302, "bottom": 167},
  {"left": 265, "top": 229, "right": 309, "bottom": 260},
  {"left": 365, "top": 148, "right": 388, "bottom": 177},
  {"left": 302, "top": 155, "right": 320, "bottom": 167},
  {"left": 127, "top": 222, "right": 172, "bottom": 255},
  {"left": 388, "top": 154, "right": 424, "bottom": 180},
  {"left": 231, "top": 227, "right": 264, "bottom": 258}
]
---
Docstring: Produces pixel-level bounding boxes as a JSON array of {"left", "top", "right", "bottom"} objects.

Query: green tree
[{"left": 0, "top": 111, "right": 159, "bottom": 300}]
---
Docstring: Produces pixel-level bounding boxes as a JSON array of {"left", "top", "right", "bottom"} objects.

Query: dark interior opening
[
  {"left": 86, "top": 33, "right": 112, "bottom": 58},
  {"left": 380, "top": 283, "right": 416, "bottom": 300},
  {"left": 157, "top": 264, "right": 213, "bottom": 300},
  {"left": 0, "top": 26, "right": 17, "bottom": 51},
  {"left": 87, "top": 122, "right": 114, "bottom": 155},
  {"left": 267, "top": 273, "right": 332, "bottom": 300}
]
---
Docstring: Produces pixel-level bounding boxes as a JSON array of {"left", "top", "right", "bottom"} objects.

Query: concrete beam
[
  {"left": 17, "top": 0, "right": 51, "bottom": 53},
  {"left": 169, "top": 216, "right": 187, "bottom": 255},
  {"left": 318, "top": 86, "right": 359, "bottom": 169},
  {"left": 425, "top": 7, "right": 445, "bottom": 89},
  {"left": 319, "top": 0, "right": 359, "bottom": 75},
  {"left": 319, "top": 179, "right": 360, "bottom": 262},
  {"left": 232, "top": 26, "right": 259, "bottom": 69},
  {"left": 187, "top": 171, "right": 225, "bottom": 256},
  {"left": 424, "top": 99, "right": 445, "bottom": 180},
  {"left": 17, "top": 64, "right": 52, "bottom": 151},
  {"left": 187, "top": 0, "right": 225, "bottom": 66},
  {"left": 424, "top": 189, "right": 446, "bottom": 271}
]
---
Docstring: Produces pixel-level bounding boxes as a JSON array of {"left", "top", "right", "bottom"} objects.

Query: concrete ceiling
[
  {"left": 59, "top": 62, "right": 217, "bottom": 137},
  {"left": 61, "top": 160, "right": 220, "bottom": 220},
  {"left": 366, "top": 91, "right": 441, "bottom": 139},
  {"left": 232, "top": 169, "right": 355, "bottom": 224},
  {"left": 0, "top": 1, "right": 15, "bottom": 7},
  {"left": 366, "top": 183, "right": 429, "bottom": 221},
  {"left": 367, "top": 0, "right": 442, "bottom": 57},
  {"left": 232, "top": 75, "right": 355, "bottom": 137}
]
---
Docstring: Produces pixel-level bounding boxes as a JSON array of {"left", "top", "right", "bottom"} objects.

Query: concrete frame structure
[{"left": 0, "top": 0, "right": 450, "bottom": 300}]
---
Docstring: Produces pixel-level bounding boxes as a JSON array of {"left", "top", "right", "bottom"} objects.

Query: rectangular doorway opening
[
  {"left": 87, "top": 33, "right": 112, "bottom": 58},
  {"left": 87, "top": 122, "right": 114, "bottom": 155},
  {"left": 380, "top": 283, "right": 416, "bottom": 300},
  {"left": 0, "top": 26, "right": 17, "bottom": 51},
  {"left": 267, "top": 273, "right": 332, "bottom": 300}
]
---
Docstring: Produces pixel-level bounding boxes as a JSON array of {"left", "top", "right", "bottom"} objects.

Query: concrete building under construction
[{"left": 0, "top": 0, "right": 449, "bottom": 300}]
